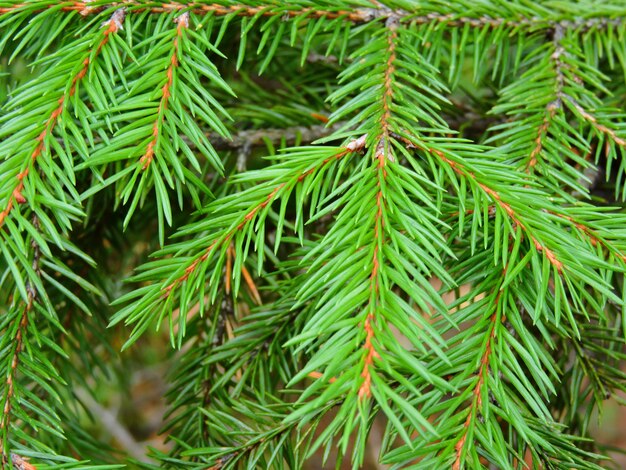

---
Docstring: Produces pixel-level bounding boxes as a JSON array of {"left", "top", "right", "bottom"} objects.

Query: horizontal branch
[
  {"left": 161, "top": 134, "right": 366, "bottom": 298},
  {"left": 0, "top": 8, "right": 124, "bottom": 229},
  {"left": 1, "top": 2, "right": 624, "bottom": 32},
  {"left": 210, "top": 122, "right": 345, "bottom": 150},
  {"left": 69, "top": 112, "right": 490, "bottom": 159}
]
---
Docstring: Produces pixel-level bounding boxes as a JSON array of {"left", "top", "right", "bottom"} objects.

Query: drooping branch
[
  {"left": 452, "top": 272, "right": 507, "bottom": 470},
  {"left": 358, "top": 18, "right": 397, "bottom": 401},
  {"left": 161, "top": 135, "right": 367, "bottom": 299},
  {"left": 0, "top": 217, "right": 42, "bottom": 465},
  {"left": 568, "top": 97, "right": 626, "bottom": 148},
  {"left": 0, "top": 8, "right": 125, "bottom": 229},
  {"left": 140, "top": 12, "right": 189, "bottom": 170},
  {"left": 412, "top": 140, "right": 564, "bottom": 271}
]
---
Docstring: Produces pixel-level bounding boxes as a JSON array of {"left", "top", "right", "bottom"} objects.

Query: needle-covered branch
[{"left": 1, "top": 1, "right": 626, "bottom": 468}]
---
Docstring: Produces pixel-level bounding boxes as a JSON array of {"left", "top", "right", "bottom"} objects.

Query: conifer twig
[
  {"left": 405, "top": 138, "right": 564, "bottom": 271},
  {"left": 567, "top": 97, "right": 626, "bottom": 147},
  {"left": 210, "top": 122, "right": 345, "bottom": 150},
  {"left": 357, "top": 17, "right": 398, "bottom": 400},
  {"left": 0, "top": 8, "right": 125, "bottom": 228},
  {"left": 527, "top": 24, "right": 566, "bottom": 170},
  {"left": 452, "top": 270, "right": 508, "bottom": 470},
  {"left": 161, "top": 134, "right": 366, "bottom": 299},
  {"left": 2, "top": 2, "right": 625, "bottom": 32},
  {"left": 0, "top": 217, "right": 42, "bottom": 466},
  {"left": 139, "top": 12, "right": 189, "bottom": 170}
]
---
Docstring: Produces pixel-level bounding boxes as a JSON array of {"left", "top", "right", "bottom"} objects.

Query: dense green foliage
[{"left": 1, "top": 1, "right": 626, "bottom": 468}]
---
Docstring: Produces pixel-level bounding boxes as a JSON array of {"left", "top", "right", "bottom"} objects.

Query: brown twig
[
  {"left": 0, "top": 217, "right": 42, "bottom": 466},
  {"left": 64, "top": 112, "right": 492, "bottom": 156},
  {"left": 567, "top": 97, "right": 626, "bottom": 147},
  {"left": 211, "top": 122, "right": 344, "bottom": 150},
  {"left": 8, "top": 453, "right": 36, "bottom": 470},
  {"left": 358, "top": 18, "right": 397, "bottom": 400},
  {"left": 2, "top": 2, "right": 625, "bottom": 32},
  {"left": 413, "top": 140, "right": 563, "bottom": 272},
  {"left": 527, "top": 24, "right": 566, "bottom": 171},
  {"left": 452, "top": 272, "right": 507, "bottom": 470},
  {"left": 161, "top": 134, "right": 367, "bottom": 300},
  {"left": 140, "top": 12, "right": 188, "bottom": 170},
  {"left": 0, "top": 8, "right": 125, "bottom": 229}
]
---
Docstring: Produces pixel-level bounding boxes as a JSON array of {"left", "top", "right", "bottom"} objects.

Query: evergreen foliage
[{"left": 0, "top": 1, "right": 626, "bottom": 468}]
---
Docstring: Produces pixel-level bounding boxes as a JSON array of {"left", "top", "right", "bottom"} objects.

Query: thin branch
[
  {"left": 2, "top": 2, "right": 625, "bottom": 31},
  {"left": 452, "top": 271, "right": 508, "bottom": 470},
  {"left": 209, "top": 122, "right": 345, "bottom": 150},
  {"left": 140, "top": 12, "right": 188, "bottom": 170},
  {"left": 457, "top": 202, "right": 626, "bottom": 263},
  {"left": 0, "top": 304, "right": 32, "bottom": 450},
  {"left": 414, "top": 141, "right": 563, "bottom": 271},
  {"left": 206, "top": 397, "right": 344, "bottom": 469},
  {"left": 0, "top": 1, "right": 372, "bottom": 21},
  {"left": 358, "top": 18, "right": 397, "bottom": 400},
  {"left": 74, "top": 387, "right": 151, "bottom": 463},
  {"left": 547, "top": 209, "right": 626, "bottom": 262},
  {"left": 205, "top": 422, "right": 293, "bottom": 470},
  {"left": 8, "top": 453, "right": 35, "bottom": 470},
  {"left": 161, "top": 134, "right": 367, "bottom": 299},
  {"left": 0, "top": 217, "right": 42, "bottom": 465},
  {"left": 55, "top": 122, "right": 345, "bottom": 157},
  {"left": 567, "top": 97, "right": 626, "bottom": 147},
  {"left": 0, "top": 8, "right": 125, "bottom": 229},
  {"left": 71, "top": 115, "right": 489, "bottom": 155},
  {"left": 527, "top": 24, "right": 565, "bottom": 171}
]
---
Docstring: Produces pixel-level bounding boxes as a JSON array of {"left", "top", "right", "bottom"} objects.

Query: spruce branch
[
  {"left": 357, "top": 16, "right": 398, "bottom": 401},
  {"left": 452, "top": 266, "right": 508, "bottom": 470},
  {"left": 139, "top": 11, "right": 189, "bottom": 170},
  {"left": 412, "top": 138, "right": 565, "bottom": 270},
  {"left": 568, "top": 97, "right": 626, "bottom": 148},
  {"left": 3, "top": 1, "right": 626, "bottom": 32},
  {"left": 160, "top": 138, "right": 364, "bottom": 297},
  {"left": 0, "top": 219, "right": 41, "bottom": 466},
  {"left": 110, "top": 135, "right": 366, "bottom": 349},
  {"left": 0, "top": 8, "right": 124, "bottom": 230},
  {"left": 2, "top": 1, "right": 626, "bottom": 467},
  {"left": 79, "top": 10, "right": 233, "bottom": 243},
  {"left": 527, "top": 23, "right": 566, "bottom": 171}
]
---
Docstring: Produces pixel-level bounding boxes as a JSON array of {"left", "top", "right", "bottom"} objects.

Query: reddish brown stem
[
  {"left": 0, "top": 9, "right": 124, "bottom": 229},
  {"left": 417, "top": 142, "right": 563, "bottom": 272},
  {"left": 527, "top": 102, "right": 558, "bottom": 170},
  {"left": 140, "top": 12, "right": 188, "bottom": 170},
  {"left": 0, "top": 217, "right": 42, "bottom": 463},
  {"left": 569, "top": 97, "right": 626, "bottom": 147},
  {"left": 0, "top": 2, "right": 369, "bottom": 21},
  {"left": 161, "top": 137, "right": 365, "bottom": 299},
  {"left": 526, "top": 25, "right": 564, "bottom": 171},
  {"left": 0, "top": 300, "right": 32, "bottom": 440},
  {"left": 358, "top": 22, "right": 397, "bottom": 400},
  {"left": 452, "top": 273, "right": 507, "bottom": 470},
  {"left": 2, "top": 2, "right": 623, "bottom": 32}
]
